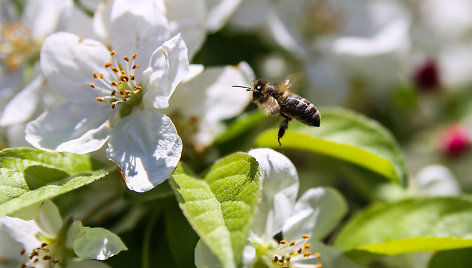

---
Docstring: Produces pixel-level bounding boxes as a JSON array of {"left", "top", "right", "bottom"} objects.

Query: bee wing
[
  {"left": 282, "top": 73, "right": 304, "bottom": 92},
  {"left": 259, "top": 96, "right": 280, "bottom": 115}
]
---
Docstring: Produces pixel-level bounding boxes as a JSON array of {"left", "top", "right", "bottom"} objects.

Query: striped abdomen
[{"left": 279, "top": 94, "right": 320, "bottom": 127}]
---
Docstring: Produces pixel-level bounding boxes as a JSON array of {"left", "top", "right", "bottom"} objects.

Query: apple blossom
[
  {"left": 25, "top": 32, "right": 189, "bottom": 192},
  {"left": 195, "top": 148, "right": 361, "bottom": 268},
  {"left": 0, "top": 201, "right": 126, "bottom": 268}
]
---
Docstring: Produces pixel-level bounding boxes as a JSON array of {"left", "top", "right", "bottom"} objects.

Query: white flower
[
  {"left": 195, "top": 148, "right": 360, "bottom": 268},
  {"left": 411, "top": 164, "right": 461, "bottom": 196},
  {"left": 0, "top": 201, "right": 127, "bottom": 267},
  {"left": 0, "top": 0, "right": 94, "bottom": 146},
  {"left": 165, "top": 62, "right": 253, "bottom": 153},
  {"left": 25, "top": 31, "right": 189, "bottom": 192}
]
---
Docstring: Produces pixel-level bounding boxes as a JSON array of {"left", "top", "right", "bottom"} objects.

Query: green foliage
[
  {"left": 169, "top": 152, "right": 261, "bottom": 268},
  {"left": 334, "top": 196, "right": 472, "bottom": 255},
  {"left": 256, "top": 107, "right": 408, "bottom": 186},
  {"left": 0, "top": 148, "right": 115, "bottom": 217}
]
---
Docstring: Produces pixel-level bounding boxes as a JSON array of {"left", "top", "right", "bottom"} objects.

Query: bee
[{"left": 233, "top": 75, "right": 320, "bottom": 145}]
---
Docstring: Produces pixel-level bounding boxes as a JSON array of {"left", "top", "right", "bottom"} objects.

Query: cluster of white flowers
[
  {"left": 230, "top": 0, "right": 472, "bottom": 105},
  {"left": 195, "top": 148, "right": 362, "bottom": 268},
  {"left": 0, "top": 201, "right": 127, "bottom": 267},
  {"left": 1, "top": 0, "right": 253, "bottom": 192}
]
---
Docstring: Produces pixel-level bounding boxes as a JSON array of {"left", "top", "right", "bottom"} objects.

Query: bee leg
[{"left": 278, "top": 114, "right": 291, "bottom": 146}]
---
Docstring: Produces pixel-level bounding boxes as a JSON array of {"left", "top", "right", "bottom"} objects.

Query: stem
[{"left": 142, "top": 211, "right": 159, "bottom": 268}]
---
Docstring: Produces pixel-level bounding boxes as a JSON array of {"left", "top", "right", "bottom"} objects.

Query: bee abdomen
[{"left": 281, "top": 95, "right": 320, "bottom": 127}]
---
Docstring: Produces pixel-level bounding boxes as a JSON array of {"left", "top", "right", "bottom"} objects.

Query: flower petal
[
  {"left": 40, "top": 32, "right": 112, "bottom": 100},
  {"left": 194, "top": 239, "right": 225, "bottom": 268},
  {"left": 206, "top": 0, "right": 242, "bottom": 32},
  {"left": 21, "top": 0, "right": 72, "bottom": 40},
  {"left": 142, "top": 34, "right": 189, "bottom": 109},
  {"left": 34, "top": 200, "right": 63, "bottom": 237},
  {"left": 73, "top": 226, "right": 127, "bottom": 260},
  {"left": 25, "top": 101, "right": 113, "bottom": 154},
  {"left": 0, "top": 75, "right": 44, "bottom": 126},
  {"left": 248, "top": 148, "right": 299, "bottom": 237},
  {"left": 165, "top": 0, "right": 206, "bottom": 59},
  {"left": 0, "top": 216, "right": 42, "bottom": 255},
  {"left": 108, "top": 1, "right": 171, "bottom": 69},
  {"left": 167, "top": 62, "right": 252, "bottom": 148},
  {"left": 283, "top": 187, "right": 348, "bottom": 241},
  {"left": 106, "top": 109, "right": 182, "bottom": 192}
]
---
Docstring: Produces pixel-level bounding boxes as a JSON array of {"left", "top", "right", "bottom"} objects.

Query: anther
[
  {"left": 41, "top": 243, "right": 47, "bottom": 248},
  {"left": 304, "top": 243, "right": 311, "bottom": 249},
  {"left": 130, "top": 75, "right": 135, "bottom": 80},
  {"left": 20, "top": 248, "right": 26, "bottom": 255},
  {"left": 96, "top": 97, "right": 104, "bottom": 102},
  {"left": 120, "top": 74, "right": 129, "bottom": 82},
  {"left": 303, "top": 251, "right": 311, "bottom": 257},
  {"left": 316, "top": 263, "right": 323, "bottom": 268},
  {"left": 110, "top": 50, "right": 116, "bottom": 56},
  {"left": 289, "top": 241, "right": 295, "bottom": 247},
  {"left": 111, "top": 102, "right": 116, "bottom": 109},
  {"left": 132, "top": 53, "right": 137, "bottom": 59},
  {"left": 111, "top": 81, "right": 119, "bottom": 87},
  {"left": 104, "top": 62, "right": 112, "bottom": 68},
  {"left": 132, "top": 64, "right": 139, "bottom": 69},
  {"left": 90, "top": 82, "right": 95, "bottom": 88},
  {"left": 280, "top": 240, "right": 287, "bottom": 245},
  {"left": 123, "top": 56, "right": 130, "bottom": 61},
  {"left": 111, "top": 90, "right": 116, "bottom": 96},
  {"left": 302, "top": 234, "right": 310, "bottom": 239},
  {"left": 93, "top": 71, "right": 98, "bottom": 79},
  {"left": 134, "top": 85, "right": 142, "bottom": 90},
  {"left": 297, "top": 248, "right": 302, "bottom": 254},
  {"left": 112, "top": 67, "right": 119, "bottom": 73},
  {"left": 273, "top": 256, "right": 279, "bottom": 262},
  {"left": 43, "top": 255, "right": 52, "bottom": 260},
  {"left": 99, "top": 73, "right": 104, "bottom": 79},
  {"left": 315, "top": 252, "right": 321, "bottom": 259}
]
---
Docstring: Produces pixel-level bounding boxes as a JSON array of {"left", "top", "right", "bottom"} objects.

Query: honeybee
[{"left": 233, "top": 75, "right": 320, "bottom": 145}]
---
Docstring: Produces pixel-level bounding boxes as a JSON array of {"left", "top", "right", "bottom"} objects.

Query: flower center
[
  {"left": 20, "top": 242, "right": 63, "bottom": 268},
  {"left": 300, "top": 0, "right": 343, "bottom": 39},
  {"left": 256, "top": 234, "right": 322, "bottom": 268},
  {"left": 90, "top": 50, "right": 143, "bottom": 113},
  {"left": 0, "top": 22, "right": 41, "bottom": 73}
]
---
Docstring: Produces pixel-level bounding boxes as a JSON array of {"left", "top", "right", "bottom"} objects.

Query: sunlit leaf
[
  {"left": 0, "top": 148, "right": 115, "bottom": 217},
  {"left": 169, "top": 152, "right": 261, "bottom": 268},
  {"left": 334, "top": 196, "right": 472, "bottom": 255},
  {"left": 256, "top": 108, "right": 407, "bottom": 186}
]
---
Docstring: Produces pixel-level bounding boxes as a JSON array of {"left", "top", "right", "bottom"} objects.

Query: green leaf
[
  {"left": 255, "top": 107, "right": 407, "bottom": 186},
  {"left": 0, "top": 148, "right": 115, "bottom": 217},
  {"left": 169, "top": 152, "right": 261, "bottom": 268},
  {"left": 428, "top": 248, "right": 472, "bottom": 268},
  {"left": 334, "top": 196, "right": 472, "bottom": 255}
]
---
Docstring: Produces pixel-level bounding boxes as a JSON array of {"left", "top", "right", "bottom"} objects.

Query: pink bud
[
  {"left": 440, "top": 125, "right": 470, "bottom": 156},
  {"left": 413, "top": 59, "right": 441, "bottom": 92}
]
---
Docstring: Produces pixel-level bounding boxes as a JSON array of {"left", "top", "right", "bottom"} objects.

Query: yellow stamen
[{"left": 104, "top": 62, "right": 112, "bottom": 67}]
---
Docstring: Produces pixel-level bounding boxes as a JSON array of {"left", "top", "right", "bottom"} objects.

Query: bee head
[{"left": 252, "top": 80, "right": 267, "bottom": 93}]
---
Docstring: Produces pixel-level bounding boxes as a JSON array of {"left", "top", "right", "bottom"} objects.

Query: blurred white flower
[
  {"left": 231, "top": 0, "right": 411, "bottom": 105},
  {"left": 25, "top": 31, "right": 189, "bottom": 192},
  {"left": 166, "top": 62, "right": 253, "bottom": 153},
  {"left": 94, "top": 0, "right": 239, "bottom": 60},
  {"left": 409, "top": 0, "right": 472, "bottom": 90},
  {"left": 195, "top": 148, "right": 360, "bottom": 268},
  {"left": 0, "top": 201, "right": 126, "bottom": 268},
  {"left": 0, "top": 0, "right": 93, "bottom": 146},
  {"left": 412, "top": 164, "right": 461, "bottom": 196}
]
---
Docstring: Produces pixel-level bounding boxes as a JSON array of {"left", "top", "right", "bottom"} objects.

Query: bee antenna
[{"left": 232, "top": 85, "right": 251, "bottom": 91}]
